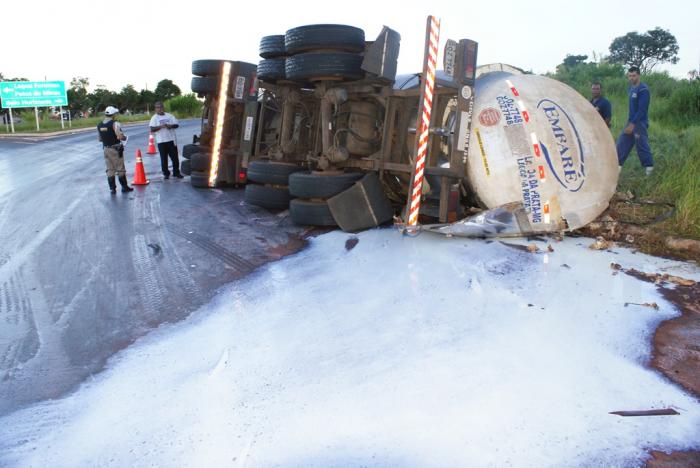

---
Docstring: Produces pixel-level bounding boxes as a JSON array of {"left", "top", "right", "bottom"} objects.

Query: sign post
[
  {"left": 0, "top": 81, "right": 68, "bottom": 133},
  {"left": 59, "top": 106, "right": 65, "bottom": 129},
  {"left": 9, "top": 108, "right": 15, "bottom": 133}
]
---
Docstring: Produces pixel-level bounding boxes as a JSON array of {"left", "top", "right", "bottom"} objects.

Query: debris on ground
[
  {"left": 589, "top": 236, "right": 613, "bottom": 250},
  {"left": 609, "top": 409, "right": 679, "bottom": 417},
  {"left": 345, "top": 237, "right": 359, "bottom": 251},
  {"left": 626, "top": 269, "right": 697, "bottom": 287},
  {"left": 624, "top": 302, "right": 660, "bottom": 310},
  {"left": 614, "top": 190, "right": 635, "bottom": 202},
  {"left": 527, "top": 244, "right": 539, "bottom": 253}
]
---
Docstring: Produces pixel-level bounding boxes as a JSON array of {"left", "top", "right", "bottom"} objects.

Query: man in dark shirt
[
  {"left": 590, "top": 82, "right": 611, "bottom": 127},
  {"left": 616, "top": 66, "right": 654, "bottom": 175}
]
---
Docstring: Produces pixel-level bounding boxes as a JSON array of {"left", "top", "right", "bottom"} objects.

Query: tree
[
  {"left": 154, "top": 79, "right": 181, "bottom": 102},
  {"left": 88, "top": 86, "right": 116, "bottom": 114},
  {"left": 117, "top": 85, "right": 139, "bottom": 113},
  {"left": 67, "top": 77, "right": 90, "bottom": 114},
  {"left": 562, "top": 54, "right": 588, "bottom": 68},
  {"left": 608, "top": 27, "right": 679, "bottom": 74},
  {"left": 139, "top": 89, "right": 156, "bottom": 113}
]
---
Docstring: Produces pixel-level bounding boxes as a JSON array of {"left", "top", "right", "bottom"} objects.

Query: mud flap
[
  {"left": 361, "top": 27, "right": 401, "bottom": 83},
  {"left": 328, "top": 173, "right": 394, "bottom": 232}
]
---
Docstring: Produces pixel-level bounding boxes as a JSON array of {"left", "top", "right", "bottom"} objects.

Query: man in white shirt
[{"left": 149, "top": 102, "right": 182, "bottom": 179}]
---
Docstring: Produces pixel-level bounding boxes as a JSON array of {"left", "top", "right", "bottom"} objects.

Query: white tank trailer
[{"left": 427, "top": 65, "right": 618, "bottom": 237}]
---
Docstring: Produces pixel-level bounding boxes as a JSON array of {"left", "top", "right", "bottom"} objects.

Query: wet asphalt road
[{"left": 0, "top": 120, "right": 307, "bottom": 416}]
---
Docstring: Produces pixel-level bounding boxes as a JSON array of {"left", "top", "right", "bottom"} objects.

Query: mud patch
[
  {"left": 647, "top": 450, "right": 700, "bottom": 467},
  {"left": 619, "top": 268, "right": 700, "bottom": 465}
]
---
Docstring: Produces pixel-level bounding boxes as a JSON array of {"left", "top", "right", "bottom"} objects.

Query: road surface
[{"left": 0, "top": 120, "right": 306, "bottom": 416}]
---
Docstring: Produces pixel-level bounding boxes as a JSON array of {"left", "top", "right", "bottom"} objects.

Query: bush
[
  {"left": 165, "top": 94, "right": 202, "bottom": 118},
  {"left": 662, "top": 80, "right": 700, "bottom": 126}
]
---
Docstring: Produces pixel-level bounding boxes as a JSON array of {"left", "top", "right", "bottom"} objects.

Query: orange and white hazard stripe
[
  {"left": 407, "top": 16, "right": 440, "bottom": 227},
  {"left": 209, "top": 61, "right": 231, "bottom": 187}
]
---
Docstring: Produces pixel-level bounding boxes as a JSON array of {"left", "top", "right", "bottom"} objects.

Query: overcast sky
[{"left": 2, "top": 0, "right": 698, "bottom": 93}]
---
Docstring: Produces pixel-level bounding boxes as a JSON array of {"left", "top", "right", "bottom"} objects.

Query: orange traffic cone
[
  {"left": 147, "top": 133, "right": 157, "bottom": 155},
  {"left": 132, "top": 149, "right": 150, "bottom": 185}
]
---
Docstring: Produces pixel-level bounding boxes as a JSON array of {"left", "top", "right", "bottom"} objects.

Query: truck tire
[
  {"left": 290, "top": 199, "right": 337, "bottom": 226},
  {"left": 286, "top": 53, "right": 364, "bottom": 82},
  {"left": 285, "top": 24, "right": 365, "bottom": 55},
  {"left": 191, "top": 76, "right": 220, "bottom": 94},
  {"left": 289, "top": 171, "right": 363, "bottom": 199},
  {"left": 190, "top": 171, "right": 210, "bottom": 188},
  {"left": 244, "top": 184, "right": 292, "bottom": 210},
  {"left": 191, "top": 59, "right": 229, "bottom": 76},
  {"left": 181, "top": 159, "right": 192, "bottom": 176},
  {"left": 257, "top": 58, "right": 286, "bottom": 82},
  {"left": 259, "top": 35, "right": 286, "bottom": 59},
  {"left": 190, "top": 152, "right": 212, "bottom": 171},
  {"left": 247, "top": 160, "right": 300, "bottom": 185},
  {"left": 182, "top": 143, "right": 200, "bottom": 159}
]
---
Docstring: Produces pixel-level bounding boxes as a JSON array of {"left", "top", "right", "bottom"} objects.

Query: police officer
[
  {"left": 97, "top": 106, "right": 134, "bottom": 193},
  {"left": 590, "top": 82, "right": 611, "bottom": 127},
  {"left": 617, "top": 66, "right": 654, "bottom": 175}
]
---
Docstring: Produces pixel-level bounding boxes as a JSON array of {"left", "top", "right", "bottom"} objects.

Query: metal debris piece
[
  {"left": 547, "top": 244, "right": 554, "bottom": 252},
  {"left": 609, "top": 408, "right": 679, "bottom": 417}
]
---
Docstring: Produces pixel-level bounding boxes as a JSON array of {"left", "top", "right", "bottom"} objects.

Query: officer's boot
[
  {"left": 108, "top": 176, "right": 117, "bottom": 194},
  {"left": 118, "top": 175, "right": 134, "bottom": 193}
]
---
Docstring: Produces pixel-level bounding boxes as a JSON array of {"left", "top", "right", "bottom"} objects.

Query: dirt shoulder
[
  {"left": 576, "top": 196, "right": 700, "bottom": 263},
  {"left": 615, "top": 268, "right": 700, "bottom": 466}
]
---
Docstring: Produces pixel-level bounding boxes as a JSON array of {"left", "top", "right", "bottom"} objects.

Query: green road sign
[{"left": 0, "top": 81, "right": 68, "bottom": 108}]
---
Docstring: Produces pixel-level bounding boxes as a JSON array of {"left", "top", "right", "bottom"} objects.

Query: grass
[
  {"left": 552, "top": 64, "right": 700, "bottom": 243},
  {"left": 2, "top": 113, "right": 150, "bottom": 134},
  {"left": 2, "top": 109, "right": 200, "bottom": 134}
]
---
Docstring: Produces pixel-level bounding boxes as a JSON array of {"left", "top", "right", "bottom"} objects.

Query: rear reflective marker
[
  {"left": 506, "top": 79, "right": 519, "bottom": 96},
  {"left": 209, "top": 61, "right": 231, "bottom": 187},
  {"left": 530, "top": 132, "right": 541, "bottom": 157},
  {"left": 516, "top": 100, "right": 530, "bottom": 122}
]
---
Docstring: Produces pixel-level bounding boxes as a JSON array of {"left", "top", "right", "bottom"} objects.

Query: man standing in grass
[
  {"left": 149, "top": 102, "right": 182, "bottom": 179},
  {"left": 590, "top": 82, "right": 611, "bottom": 127},
  {"left": 617, "top": 66, "right": 654, "bottom": 175}
]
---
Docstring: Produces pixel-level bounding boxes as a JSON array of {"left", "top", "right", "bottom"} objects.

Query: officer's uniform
[
  {"left": 98, "top": 119, "right": 126, "bottom": 177},
  {"left": 97, "top": 109, "right": 133, "bottom": 193}
]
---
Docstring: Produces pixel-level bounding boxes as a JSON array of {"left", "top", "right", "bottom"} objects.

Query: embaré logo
[{"left": 537, "top": 99, "right": 586, "bottom": 192}]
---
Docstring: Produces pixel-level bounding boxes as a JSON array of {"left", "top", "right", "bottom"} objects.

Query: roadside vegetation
[
  {"left": 4, "top": 113, "right": 151, "bottom": 133},
  {"left": 552, "top": 31, "right": 700, "bottom": 247},
  {"left": 1, "top": 75, "right": 202, "bottom": 134}
]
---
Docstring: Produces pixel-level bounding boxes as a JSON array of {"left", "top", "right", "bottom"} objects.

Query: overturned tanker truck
[{"left": 184, "top": 21, "right": 618, "bottom": 237}]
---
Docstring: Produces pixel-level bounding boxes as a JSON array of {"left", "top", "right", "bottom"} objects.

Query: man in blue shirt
[
  {"left": 590, "top": 82, "right": 612, "bottom": 127},
  {"left": 617, "top": 66, "right": 654, "bottom": 175}
]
